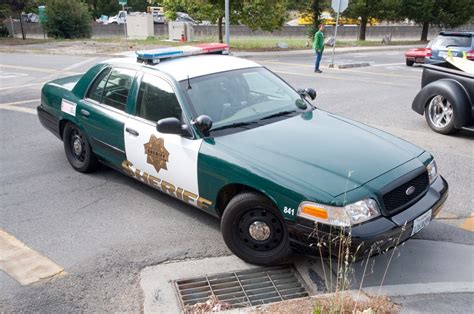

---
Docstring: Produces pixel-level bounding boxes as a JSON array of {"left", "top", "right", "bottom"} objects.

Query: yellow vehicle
[
  {"left": 147, "top": 6, "right": 164, "bottom": 14},
  {"left": 297, "top": 11, "right": 379, "bottom": 26}
]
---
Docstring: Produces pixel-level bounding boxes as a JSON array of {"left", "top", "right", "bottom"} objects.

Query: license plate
[
  {"left": 438, "top": 51, "right": 447, "bottom": 57},
  {"left": 411, "top": 209, "right": 432, "bottom": 236}
]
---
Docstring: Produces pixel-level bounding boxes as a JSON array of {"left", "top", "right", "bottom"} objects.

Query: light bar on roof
[{"left": 136, "top": 43, "right": 229, "bottom": 64}]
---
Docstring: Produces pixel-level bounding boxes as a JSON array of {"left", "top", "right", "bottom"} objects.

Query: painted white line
[
  {"left": 371, "top": 62, "right": 406, "bottom": 67},
  {"left": 0, "top": 64, "right": 80, "bottom": 75},
  {"left": 0, "top": 82, "right": 44, "bottom": 91},
  {"left": 0, "top": 99, "right": 40, "bottom": 106},
  {"left": 0, "top": 229, "right": 65, "bottom": 285},
  {"left": 63, "top": 57, "right": 97, "bottom": 71},
  {"left": 0, "top": 71, "right": 28, "bottom": 79},
  {"left": 0, "top": 99, "right": 39, "bottom": 115},
  {"left": 0, "top": 105, "right": 37, "bottom": 115}
]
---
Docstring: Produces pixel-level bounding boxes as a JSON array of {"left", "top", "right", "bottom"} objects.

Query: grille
[
  {"left": 382, "top": 171, "right": 429, "bottom": 214},
  {"left": 175, "top": 266, "right": 309, "bottom": 309}
]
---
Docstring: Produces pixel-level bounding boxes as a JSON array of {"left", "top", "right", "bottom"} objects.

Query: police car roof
[{"left": 108, "top": 54, "right": 261, "bottom": 82}]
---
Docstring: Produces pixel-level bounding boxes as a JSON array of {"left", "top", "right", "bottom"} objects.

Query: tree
[
  {"left": 163, "top": 0, "right": 288, "bottom": 43},
  {"left": 401, "top": 0, "right": 474, "bottom": 41},
  {"left": 85, "top": 0, "right": 148, "bottom": 18},
  {"left": 344, "top": 0, "right": 390, "bottom": 41},
  {"left": 44, "top": 0, "right": 92, "bottom": 39},
  {"left": 2, "top": 0, "right": 33, "bottom": 39}
]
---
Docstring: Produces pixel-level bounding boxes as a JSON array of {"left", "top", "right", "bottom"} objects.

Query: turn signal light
[{"left": 300, "top": 204, "right": 328, "bottom": 220}]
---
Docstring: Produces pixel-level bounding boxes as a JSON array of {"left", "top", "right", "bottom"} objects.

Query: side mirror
[
  {"left": 192, "top": 115, "right": 213, "bottom": 134},
  {"left": 157, "top": 117, "right": 189, "bottom": 136},
  {"left": 305, "top": 88, "right": 317, "bottom": 100},
  {"left": 298, "top": 88, "right": 317, "bottom": 100}
]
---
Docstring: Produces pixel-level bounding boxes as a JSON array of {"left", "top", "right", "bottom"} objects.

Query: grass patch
[
  {"left": 336, "top": 39, "right": 424, "bottom": 47},
  {"left": 0, "top": 38, "right": 55, "bottom": 45},
  {"left": 260, "top": 294, "right": 399, "bottom": 314}
]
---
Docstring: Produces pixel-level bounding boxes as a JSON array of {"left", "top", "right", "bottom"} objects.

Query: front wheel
[
  {"left": 425, "top": 95, "right": 459, "bottom": 135},
  {"left": 221, "top": 192, "right": 291, "bottom": 266},
  {"left": 63, "top": 123, "right": 98, "bottom": 173}
]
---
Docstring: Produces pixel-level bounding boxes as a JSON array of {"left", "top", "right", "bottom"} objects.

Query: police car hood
[{"left": 211, "top": 110, "right": 424, "bottom": 197}]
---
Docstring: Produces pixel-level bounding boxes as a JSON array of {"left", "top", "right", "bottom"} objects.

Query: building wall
[{"left": 6, "top": 21, "right": 474, "bottom": 41}]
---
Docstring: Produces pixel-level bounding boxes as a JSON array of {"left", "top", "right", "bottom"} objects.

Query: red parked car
[{"left": 405, "top": 47, "right": 432, "bottom": 66}]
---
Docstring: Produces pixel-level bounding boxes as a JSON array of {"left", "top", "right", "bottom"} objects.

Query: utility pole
[{"left": 225, "top": 0, "right": 230, "bottom": 45}]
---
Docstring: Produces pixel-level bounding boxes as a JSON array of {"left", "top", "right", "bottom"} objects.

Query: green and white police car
[{"left": 38, "top": 44, "right": 448, "bottom": 265}]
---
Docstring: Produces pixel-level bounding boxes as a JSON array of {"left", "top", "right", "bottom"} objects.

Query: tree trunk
[
  {"left": 311, "top": 0, "right": 320, "bottom": 29},
  {"left": 359, "top": 16, "right": 368, "bottom": 41},
  {"left": 19, "top": 12, "right": 26, "bottom": 40},
  {"left": 218, "top": 16, "right": 223, "bottom": 43},
  {"left": 421, "top": 21, "right": 429, "bottom": 42}
]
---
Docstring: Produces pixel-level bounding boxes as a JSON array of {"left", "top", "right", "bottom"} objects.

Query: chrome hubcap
[
  {"left": 73, "top": 137, "right": 83, "bottom": 156},
  {"left": 248, "top": 221, "right": 271, "bottom": 241},
  {"left": 428, "top": 95, "right": 453, "bottom": 128}
]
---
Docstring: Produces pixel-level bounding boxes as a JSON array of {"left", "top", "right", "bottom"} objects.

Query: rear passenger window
[
  {"left": 102, "top": 68, "right": 136, "bottom": 111},
  {"left": 87, "top": 67, "right": 111, "bottom": 102}
]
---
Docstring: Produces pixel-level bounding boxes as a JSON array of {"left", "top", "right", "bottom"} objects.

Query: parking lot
[{"left": 1, "top": 49, "right": 473, "bottom": 311}]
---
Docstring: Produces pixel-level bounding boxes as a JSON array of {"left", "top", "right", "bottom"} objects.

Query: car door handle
[
  {"left": 125, "top": 127, "right": 139, "bottom": 136},
  {"left": 80, "top": 109, "right": 90, "bottom": 117}
]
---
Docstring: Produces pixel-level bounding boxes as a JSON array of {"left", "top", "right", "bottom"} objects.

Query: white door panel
[{"left": 124, "top": 118, "right": 202, "bottom": 199}]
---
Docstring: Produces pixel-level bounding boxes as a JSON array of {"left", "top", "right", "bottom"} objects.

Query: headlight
[
  {"left": 297, "top": 199, "right": 380, "bottom": 227},
  {"left": 426, "top": 159, "right": 438, "bottom": 184}
]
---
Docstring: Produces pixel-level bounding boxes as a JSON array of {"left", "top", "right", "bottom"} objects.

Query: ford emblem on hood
[{"left": 406, "top": 186, "right": 416, "bottom": 196}]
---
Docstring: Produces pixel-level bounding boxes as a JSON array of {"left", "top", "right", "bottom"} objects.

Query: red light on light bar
[{"left": 195, "top": 43, "right": 230, "bottom": 53}]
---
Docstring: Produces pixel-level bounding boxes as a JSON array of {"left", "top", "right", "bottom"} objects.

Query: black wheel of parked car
[
  {"left": 406, "top": 59, "right": 415, "bottom": 66},
  {"left": 63, "top": 123, "right": 99, "bottom": 173},
  {"left": 221, "top": 191, "right": 291, "bottom": 266},
  {"left": 425, "top": 95, "right": 459, "bottom": 134}
]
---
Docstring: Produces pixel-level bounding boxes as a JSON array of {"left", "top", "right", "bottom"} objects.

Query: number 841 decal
[{"left": 283, "top": 206, "right": 295, "bottom": 216}]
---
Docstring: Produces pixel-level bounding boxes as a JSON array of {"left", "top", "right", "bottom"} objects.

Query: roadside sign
[
  {"left": 118, "top": 0, "right": 127, "bottom": 5},
  {"left": 332, "top": 0, "right": 348, "bottom": 12},
  {"left": 38, "top": 6, "right": 46, "bottom": 23}
]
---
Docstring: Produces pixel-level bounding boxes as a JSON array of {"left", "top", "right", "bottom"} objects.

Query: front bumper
[{"left": 286, "top": 175, "right": 448, "bottom": 259}]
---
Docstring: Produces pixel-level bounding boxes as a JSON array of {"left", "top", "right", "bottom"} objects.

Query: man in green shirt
[{"left": 313, "top": 24, "right": 325, "bottom": 73}]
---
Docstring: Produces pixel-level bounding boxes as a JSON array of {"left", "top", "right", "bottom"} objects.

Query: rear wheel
[
  {"left": 425, "top": 95, "right": 459, "bottom": 135},
  {"left": 63, "top": 123, "right": 98, "bottom": 173},
  {"left": 221, "top": 192, "right": 291, "bottom": 266},
  {"left": 406, "top": 59, "right": 414, "bottom": 66}
]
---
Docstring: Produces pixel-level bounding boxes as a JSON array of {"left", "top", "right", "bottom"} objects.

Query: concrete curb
[
  {"left": 232, "top": 45, "right": 419, "bottom": 58},
  {"left": 362, "top": 282, "right": 474, "bottom": 297}
]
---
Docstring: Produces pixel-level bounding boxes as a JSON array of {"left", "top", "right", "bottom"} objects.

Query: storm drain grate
[{"left": 175, "top": 265, "right": 309, "bottom": 309}]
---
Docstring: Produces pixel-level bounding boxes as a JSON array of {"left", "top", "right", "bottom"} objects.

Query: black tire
[
  {"left": 63, "top": 123, "right": 98, "bottom": 173},
  {"left": 424, "top": 95, "right": 459, "bottom": 135},
  {"left": 221, "top": 191, "right": 291, "bottom": 266},
  {"left": 406, "top": 59, "right": 414, "bottom": 66}
]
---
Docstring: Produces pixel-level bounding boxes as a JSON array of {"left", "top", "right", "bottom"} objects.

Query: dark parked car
[
  {"left": 412, "top": 61, "right": 474, "bottom": 134},
  {"left": 405, "top": 32, "right": 474, "bottom": 66}
]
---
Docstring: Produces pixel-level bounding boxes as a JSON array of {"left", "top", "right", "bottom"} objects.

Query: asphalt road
[{"left": 0, "top": 50, "right": 473, "bottom": 312}]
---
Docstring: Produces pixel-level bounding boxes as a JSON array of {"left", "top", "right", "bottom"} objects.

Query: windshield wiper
[
  {"left": 210, "top": 121, "right": 260, "bottom": 132},
  {"left": 260, "top": 110, "right": 296, "bottom": 120},
  {"left": 445, "top": 44, "right": 462, "bottom": 48}
]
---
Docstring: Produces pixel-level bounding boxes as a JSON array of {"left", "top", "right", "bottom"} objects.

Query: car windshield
[
  {"left": 431, "top": 35, "right": 472, "bottom": 48},
  {"left": 180, "top": 67, "right": 308, "bottom": 131}
]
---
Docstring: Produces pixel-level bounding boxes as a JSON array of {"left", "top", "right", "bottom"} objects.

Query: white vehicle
[{"left": 108, "top": 11, "right": 127, "bottom": 24}]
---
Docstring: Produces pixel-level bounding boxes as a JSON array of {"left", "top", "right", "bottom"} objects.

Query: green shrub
[
  {"left": 44, "top": 0, "right": 92, "bottom": 39},
  {"left": 0, "top": 23, "right": 9, "bottom": 37}
]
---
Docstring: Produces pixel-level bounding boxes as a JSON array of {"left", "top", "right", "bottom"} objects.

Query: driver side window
[{"left": 136, "top": 74, "right": 182, "bottom": 123}]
